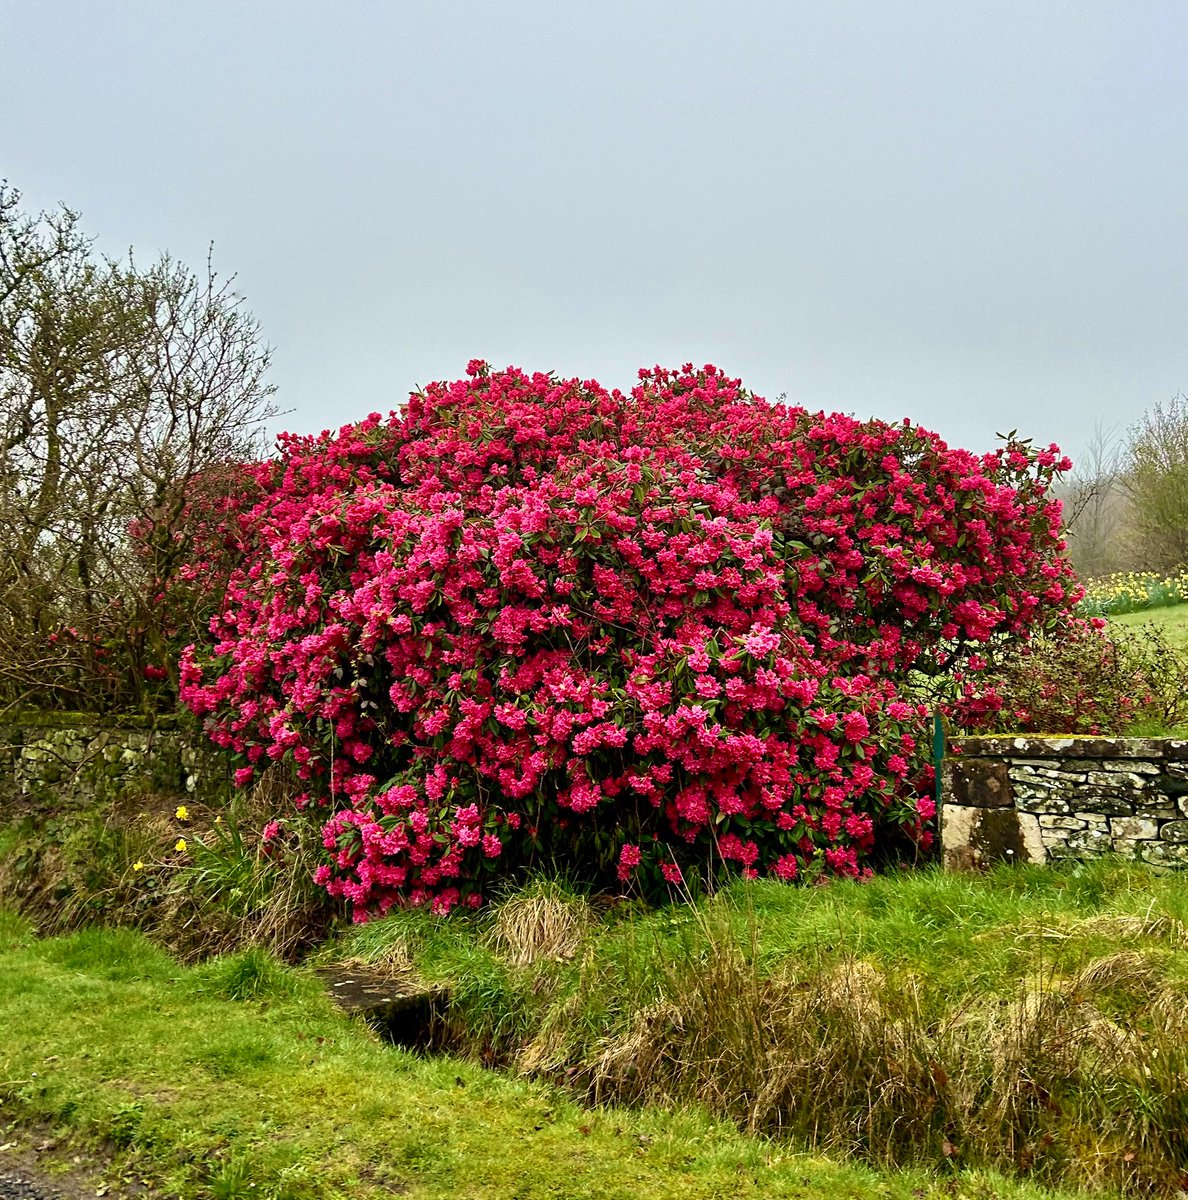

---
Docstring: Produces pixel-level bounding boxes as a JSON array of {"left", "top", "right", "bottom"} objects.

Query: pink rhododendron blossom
[{"left": 179, "top": 362, "right": 1080, "bottom": 917}]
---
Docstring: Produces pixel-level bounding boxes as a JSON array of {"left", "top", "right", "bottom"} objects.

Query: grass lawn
[
  {"left": 1109, "top": 602, "right": 1188, "bottom": 646},
  {"left": 318, "top": 860, "right": 1188, "bottom": 1196},
  {"left": 0, "top": 907, "right": 1093, "bottom": 1200}
]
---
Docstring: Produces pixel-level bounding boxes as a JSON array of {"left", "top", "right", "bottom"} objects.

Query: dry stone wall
[
  {"left": 0, "top": 713, "right": 227, "bottom": 818},
  {"left": 942, "top": 736, "right": 1188, "bottom": 871}
]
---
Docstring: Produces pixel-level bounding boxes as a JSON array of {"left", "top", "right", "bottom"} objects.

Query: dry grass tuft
[{"left": 485, "top": 882, "right": 593, "bottom": 967}]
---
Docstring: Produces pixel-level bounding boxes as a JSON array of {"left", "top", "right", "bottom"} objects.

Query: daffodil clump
[{"left": 1078, "top": 567, "right": 1188, "bottom": 617}]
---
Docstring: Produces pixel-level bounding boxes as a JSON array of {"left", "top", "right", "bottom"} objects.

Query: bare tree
[
  {"left": 1123, "top": 394, "right": 1188, "bottom": 572},
  {"left": 0, "top": 182, "right": 275, "bottom": 711},
  {"left": 1060, "top": 421, "right": 1134, "bottom": 579}
]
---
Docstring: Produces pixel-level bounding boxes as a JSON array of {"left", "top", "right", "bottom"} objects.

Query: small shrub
[{"left": 958, "top": 621, "right": 1188, "bottom": 735}]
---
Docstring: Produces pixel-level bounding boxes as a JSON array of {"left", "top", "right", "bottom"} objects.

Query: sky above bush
[{"left": 2, "top": 1, "right": 1185, "bottom": 464}]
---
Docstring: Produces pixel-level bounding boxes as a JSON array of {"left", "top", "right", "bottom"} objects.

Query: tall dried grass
[{"left": 499, "top": 901, "right": 1188, "bottom": 1194}]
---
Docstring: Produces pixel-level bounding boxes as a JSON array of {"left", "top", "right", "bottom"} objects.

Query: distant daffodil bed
[{"left": 1078, "top": 569, "right": 1188, "bottom": 618}]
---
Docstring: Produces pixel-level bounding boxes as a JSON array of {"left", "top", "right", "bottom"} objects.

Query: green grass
[
  {"left": 1110, "top": 603, "right": 1188, "bottom": 648},
  {"left": 0, "top": 910, "right": 1088, "bottom": 1200},
  {"left": 323, "top": 861, "right": 1188, "bottom": 1194},
  {"left": 332, "top": 860, "right": 1188, "bottom": 1030}
]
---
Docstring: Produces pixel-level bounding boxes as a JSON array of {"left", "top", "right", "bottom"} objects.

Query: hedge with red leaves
[{"left": 180, "top": 363, "right": 1079, "bottom": 917}]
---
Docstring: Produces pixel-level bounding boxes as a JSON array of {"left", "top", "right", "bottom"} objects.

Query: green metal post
[{"left": 932, "top": 712, "right": 945, "bottom": 813}]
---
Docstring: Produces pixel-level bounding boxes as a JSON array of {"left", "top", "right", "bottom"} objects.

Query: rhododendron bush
[{"left": 180, "top": 362, "right": 1080, "bottom": 917}]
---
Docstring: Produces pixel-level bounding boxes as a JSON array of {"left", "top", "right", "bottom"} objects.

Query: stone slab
[{"left": 951, "top": 736, "right": 1168, "bottom": 760}]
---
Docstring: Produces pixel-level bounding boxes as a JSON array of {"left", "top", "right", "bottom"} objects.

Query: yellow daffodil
[
  {"left": 175, "top": 805, "right": 189, "bottom": 821},
  {"left": 132, "top": 860, "right": 145, "bottom": 872},
  {"left": 174, "top": 838, "right": 188, "bottom": 853}
]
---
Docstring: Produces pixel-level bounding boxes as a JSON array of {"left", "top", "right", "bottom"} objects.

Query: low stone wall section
[
  {"left": 942, "top": 736, "right": 1188, "bottom": 871},
  {"left": 0, "top": 713, "right": 228, "bottom": 818}
]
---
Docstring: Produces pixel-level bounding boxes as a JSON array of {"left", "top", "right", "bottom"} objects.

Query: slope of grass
[
  {"left": 0, "top": 908, "right": 1089, "bottom": 1200},
  {"left": 323, "top": 862, "right": 1188, "bottom": 1195}
]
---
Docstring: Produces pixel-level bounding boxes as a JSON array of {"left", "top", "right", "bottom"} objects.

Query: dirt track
[
  {"left": 0, "top": 1130, "right": 132, "bottom": 1200},
  {"left": 0, "top": 1163, "right": 67, "bottom": 1200}
]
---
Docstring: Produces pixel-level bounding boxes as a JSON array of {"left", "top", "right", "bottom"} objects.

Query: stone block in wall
[
  {"left": 1110, "top": 816, "right": 1160, "bottom": 841},
  {"left": 1136, "top": 796, "right": 1178, "bottom": 820},
  {"left": 1015, "top": 791, "right": 1073, "bottom": 815},
  {"left": 1071, "top": 793, "right": 1136, "bottom": 816},
  {"left": 1084, "top": 770, "right": 1151, "bottom": 794},
  {"left": 1038, "top": 814, "right": 1094, "bottom": 830},
  {"left": 1048, "top": 828, "right": 1112, "bottom": 857},
  {"left": 1102, "top": 760, "right": 1161, "bottom": 775},
  {"left": 1140, "top": 841, "right": 1188, "bottom": 867},
  {"left": 1110, "top": 839, "right": 1150, "bottom": 860},
  {"left": 1038, "top": 813, "right": 1110, "bottom": 854},
  {"left": 1009, "top": 761, "right": 1090, "bottom": 781},
  {"left": 1160, "top": 820, "right": 1188, "bottom": 843},
  {"left": 944, "top": 758, "right": 1014, "bottom": 808},
  {"left": 942, "top": 803, "right": 1046, "bottom": 870}
]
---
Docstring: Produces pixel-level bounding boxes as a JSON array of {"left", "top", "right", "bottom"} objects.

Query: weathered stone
[
  {"left": 945, "top": 758, "right": 1015, "bottom": 808},
  {"left": 942, "top": 804, "right": 1045, "bottom": 869},
  {"left": 1164, "top": 768, "right": 1188, "bottom": 798},
  {"left": 1038, "top": 815, "right": 1088, "bottom": 830},
  {"left": 1160, "top": 820, "right": 1188, "bottom": 844},
  {"left": 952, "top": 736, "right": 1166, "bottom": 760},
  {"left": 1110, "top": 816, "right": 1160, "bottom": 841},
  {"left": 1063, "top": 827, "right": 1112, "bottom": 854},
  {"left": 1103, "top": 759, "right": 1161, "bottom": 775},
  {"left": 1009, "top": 762, "right": 1089, "bottom": 781},
  {"left": 1140, "top": 841, "right": 1188, "bottom": 867},
  {"left": 1006, "top": 772, "right": 1061, "bottom": 792},
  {"left": 1014, "top": 791, "right": 1072, "bottom": 815},
  {"left": 1084, "top": 770, "right": 1148, "bottom": 792},
  {"left": 1069, "top": 793, "right": 1135, "bottom": 817},
  {"left": 1109, "top": 838, "right": 1143, "bottom": 859},
  {"left": 316, "top": 965, "right": 450, "bottom": 1051},
  {"left": 1136, "top": 796, "right": 1177, "bottom": 820}
]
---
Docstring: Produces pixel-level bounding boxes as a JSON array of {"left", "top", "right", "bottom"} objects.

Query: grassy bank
[
  {"left": 318, "top": 861, "right": 1188, "bottom": 1195},
  {"left": 0, "top": 909, "right": 1089, "bottom": 1200}
]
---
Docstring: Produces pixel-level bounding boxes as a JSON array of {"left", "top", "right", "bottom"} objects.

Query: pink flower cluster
[{"left": 180, "top": 362, "right": 1079, "bottom": 918}]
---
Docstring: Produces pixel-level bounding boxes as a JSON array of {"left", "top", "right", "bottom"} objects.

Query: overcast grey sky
[{"left": 3, "top": 1, "right": 1186, "bottom": 464}]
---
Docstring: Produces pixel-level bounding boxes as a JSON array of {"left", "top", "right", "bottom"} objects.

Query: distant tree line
[{"left": 1061, "top": 399, "right": 1188, "bottom": 579}]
